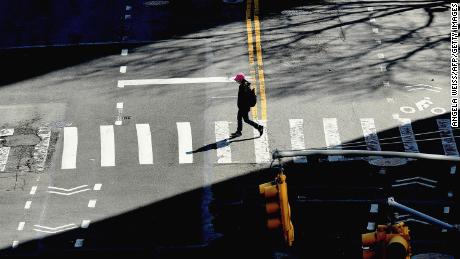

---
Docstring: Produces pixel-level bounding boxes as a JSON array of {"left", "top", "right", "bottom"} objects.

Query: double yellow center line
[{"left": 246, "top": 0, "right": 267, "bottom": 121}]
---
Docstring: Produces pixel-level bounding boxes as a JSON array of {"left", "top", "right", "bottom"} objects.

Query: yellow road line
[
  {"left": 254, "top": 0, "right": 267, "bottom": 121},
  {"left": 246, "top": 0, "right": 258, "bottom": 120}
]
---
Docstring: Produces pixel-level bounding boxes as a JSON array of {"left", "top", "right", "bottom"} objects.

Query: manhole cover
[
  {"left": 368, "top": 157, "right": 407, "bottom": 167},
  {"left": 2, "top": 134, "right": 41, "bottom": 146}
]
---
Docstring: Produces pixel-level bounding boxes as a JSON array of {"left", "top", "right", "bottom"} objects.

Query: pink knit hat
[{"left": 233, "top": 72, "right": 246, "bottom": 82}]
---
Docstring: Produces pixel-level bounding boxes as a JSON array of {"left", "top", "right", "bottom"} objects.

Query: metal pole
[
  {"left": 387, "top": 197, "right": 458, "bottom": 231},
  {"left": 272, "top": 149, "right": 460, "bottom": 162}
]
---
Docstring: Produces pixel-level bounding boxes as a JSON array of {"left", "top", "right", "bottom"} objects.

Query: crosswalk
[{"left": 0, "top": 118, "right": 458, "bottom": 170}]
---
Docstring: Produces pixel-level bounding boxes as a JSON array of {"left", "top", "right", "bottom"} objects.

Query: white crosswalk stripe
[
  {"left": 34, "top": 127, "right": 51, "bottom": 172},
  {"left": 360, "top": 118, "right": 381, "bottom": 151},
  {"left": 61, "top": 127, "right": 78, "bottom": 169},
  {"left": 177, "top": 122, "right": 193, "bottom": 164},
  {"left": 323, "top": 118, "right": 344, "bottom": 161},
  {"left": 100, "top": 125, "right": 115, "bottom": 167},
  {"left": 0, "top": 129, "right": 14, "bottom": 172},
  {"left": 136, "top": 124, "right": 154, "bottom": 165},
  {"left": 215, "top": 121, "right": 231, "bottom": 164},
  {"left": 437, "top": 119, "right": 459, "bottom": 156},
  {"left": 254, "top": 120, "right": 270, "bottom": 163},
  {"left": 398, "top": 118, "right": 419, "bottom": 153},
  {"left": 360, "top": 118, "right": 381, "bottom": 160},
  {"left": 289, "top": 119, "right": 307, "bottom": 163}
]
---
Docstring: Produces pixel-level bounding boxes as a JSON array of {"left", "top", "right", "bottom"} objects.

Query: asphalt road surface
[{"left": 0, "top": 0, "right": 458, "bottom": 258}]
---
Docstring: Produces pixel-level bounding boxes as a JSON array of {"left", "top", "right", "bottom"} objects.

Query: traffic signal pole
[
  {"left": 272, "top": 149, "right": 460, "bottom": 162},
  {"left": 387, "top": 197, "right": 459, "bottom": 232}
]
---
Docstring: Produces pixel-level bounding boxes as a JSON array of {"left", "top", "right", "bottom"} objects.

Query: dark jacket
[{"left": 237, "top": 80, "right": 252, "bottom": 110}]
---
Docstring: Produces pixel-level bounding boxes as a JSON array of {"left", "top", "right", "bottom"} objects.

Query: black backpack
[{"left": 248, "top": 88, "right": 257, "bottom": 107}]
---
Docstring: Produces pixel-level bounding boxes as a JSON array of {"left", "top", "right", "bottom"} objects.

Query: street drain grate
[{"left": 2, "top": 134, "right": 41, "bottom": 147}]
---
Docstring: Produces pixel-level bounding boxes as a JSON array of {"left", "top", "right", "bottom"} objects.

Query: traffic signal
[
  {"left": 362, "top": 222, "right": 411, "bottom": 259},
  {"left": 259, "top": 171, "right": 294, "bottom": 246}
]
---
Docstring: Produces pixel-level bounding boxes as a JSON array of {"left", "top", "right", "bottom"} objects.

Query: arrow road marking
[
  {"left": 33, "top": 223, "right": 77, "bottom": 233},
  {"left": 48, "top": 185, "right": 88, "bottom": 192},
  {"left": 404, "top": 84, "right": 442, "bottom": 93},
  {"left": 34, "top": 223, "right": 77, "bottom": 230},
  {"left": 392, "top": 181, "right": 436, "bottom": 188},
  {"left": 47, "top": 185, "right": 90, "bottom": 195},
  {"left": 395, "top": 177, "right": 437, "bottom": 183},
  {"left": 47, "top": 189, "right": 91, "bottom": 196}
]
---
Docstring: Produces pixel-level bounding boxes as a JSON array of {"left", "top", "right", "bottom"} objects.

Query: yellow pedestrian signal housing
[
  {"left": 259, "top": 170, "right": 294, "bottom": 246},
  {"left": 362, "top": 222, "right": 411, "bottom": 259}
]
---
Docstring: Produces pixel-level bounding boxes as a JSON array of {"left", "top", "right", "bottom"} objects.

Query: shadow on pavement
[{"left": 1, "top": 114, "right": 458, "bottom": 258}]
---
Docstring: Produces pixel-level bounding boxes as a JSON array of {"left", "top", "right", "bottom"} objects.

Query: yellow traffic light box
[
  {"left": 362, "top": 222, "right": 411, "bottom": 259},
  {"left": 259, "top": 170, "right": 294, "bottom": 246}
]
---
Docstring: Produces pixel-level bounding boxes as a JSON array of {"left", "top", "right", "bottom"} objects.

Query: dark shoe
[
  {"left": 257, "top": 125, "right": 264, "bottom": 136},
  {"left": 231, "top": 131, "right": 242, "bottom": 137}
]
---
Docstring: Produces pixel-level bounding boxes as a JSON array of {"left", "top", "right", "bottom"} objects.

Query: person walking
[{"left": 231, "top": 73, "right": 264, "bottom": 138}]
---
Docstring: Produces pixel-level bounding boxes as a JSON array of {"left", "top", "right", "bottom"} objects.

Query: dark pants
[{"left": 237, "top": 109, "right": 260, "bottom": 132}]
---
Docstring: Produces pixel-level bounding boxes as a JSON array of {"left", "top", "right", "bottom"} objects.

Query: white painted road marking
[
  {"left": 444, "top": 206, "right": 450, "bottom": 214},
  {"left": 30, "top": 186, "right": 37, "bottom": 195},
  {"left": 75, "top": 239, "right": 84, "bottom": 248},
  {"left": 118, "top": 77, "right": 237, "bottom": 88},
  {"left": 121, "top": 49, "right": 128, "bottom": 56},
  {"left": 367, "top": 222, "right": 375, "bottom": 231},
  {"left": 81, "top": 220, "right": 91, "bottom": 228},
  {"left": 33, "top": 224, "right": 77, "bottom": 230},
  {"left": 12, "top": 241, "right": 19, "bottom": 248},
  {"left": 360, "top": 118, "right": 381, "bottom": 152},
  {"left": 100, "top": 125, "right": 116, "bottom": 166},
  {"left": 370, "top": 204, "right": 378, "bottom": 213},
  {"left": 0, "top": 128, "right": 14, "bottom": 172},
  {"left": 437, "top": 119, "right": 459, "bottom": 156},
  {"left": 93, "top": 183, "right": 102, "bottom": 190},
  {"left": 372, "top": 28, "right": 379, "bottom": 33},
  {"left": 136, "top": 124, "right": 154, "bottom": 164},
  {"left": 215, "top": 121, "right": 231, "bottom": 163},
  {"left": 177, "top": 122, "right": 193, "bottom": 164},
  {"left": 254, "top": 120, "right": 270, "bottom": 163},
  {"left": 33, "top": 127, "right": 51, "bottom": 172},
  {"left": 367, "top": 7, "right": 374, "bottom": 11},
  {"left": 289, "top": 119, "right": 308, "bottom": 163},
  {"left": 0, "top": 147, "right": 11, "bottom": 171},
  {"left": 17, "top": 222, "right": 25, "bottom": 231},
  {"left": 323, "top": 118, "right": 344, "bottom": 161},
  {"left": 33, "top": 224, "right": 78, "bottom": 233},
  {"left": 48, "top": 185, "right": 88, "bottom": 192},
  {"left": 115, "top": 102, "right": 123, "bottom": 126},
  {"left": 253, "top": 120, "right": 271, "bottom": 164},
  {"left": 88, "top": 199, "right": 97, "bottom": 208},
  {"left": 0, "top": 129, "right": 14, "bottom": 136},
  {"left": 120, "top": 66, "right": 127, "bottom": 73},
  {"left": 378, "top": 53, "right": 385, "bottom": 59},
  {"left": 125, "top": 5, "right": 132, "bottom": 11},
  {"left": 61, "top": 127, "right": 78, "bottom": 169},
  {"left": 47, "top": 188, "right": 90, "bottom": 196},
  {"left": 398, "top": 118, "right": 419, "bottom": 153},
  {"left": 24, "top": 201, "right": 31, "bottom": 209},
  {"left": 370, "top": 18, "right": 376, "bottom": 23}
]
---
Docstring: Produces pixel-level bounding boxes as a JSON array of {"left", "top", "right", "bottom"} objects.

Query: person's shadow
[{"left": 186, "top": 135, "right": 259, "bottom": 154}]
